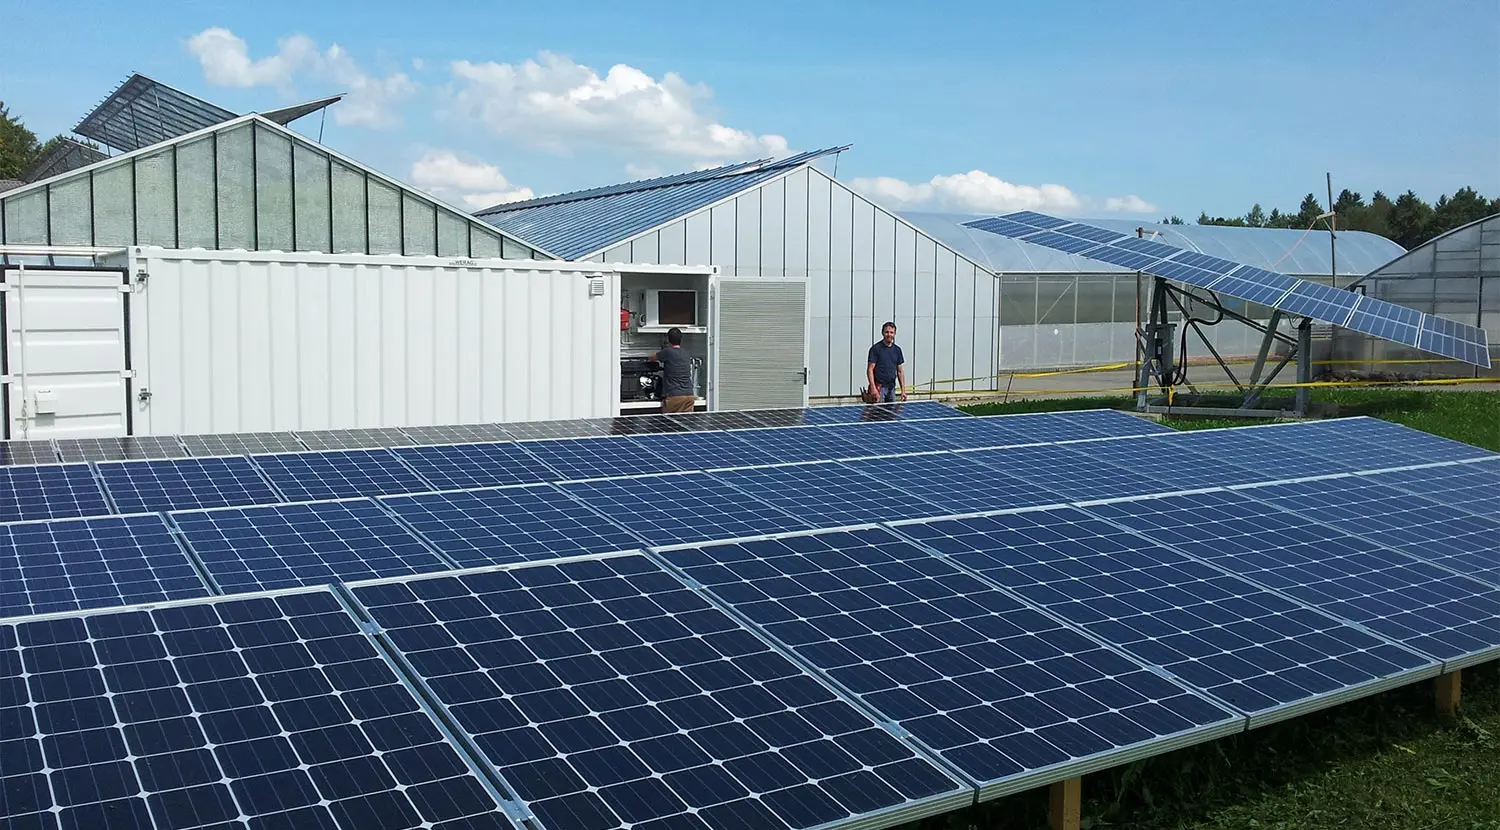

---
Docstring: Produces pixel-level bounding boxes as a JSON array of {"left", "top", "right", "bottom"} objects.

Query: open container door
[{"left": 708, "top": 276, "right": 810, "bottom": 411}]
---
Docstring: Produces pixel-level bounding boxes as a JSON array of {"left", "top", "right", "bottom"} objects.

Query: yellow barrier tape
[{"left": 936, "top": 375, "right": 1499, "bottom": 399}]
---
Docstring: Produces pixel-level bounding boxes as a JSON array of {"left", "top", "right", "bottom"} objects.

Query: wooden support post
[
  {"left": 1049, "top": 776, "right": 1082, "bottom": 830},
  {"left": 1436, "top": 670, "right": 1462, "bottom": 717}
]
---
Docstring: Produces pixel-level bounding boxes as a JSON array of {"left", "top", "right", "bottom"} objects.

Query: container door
[
  {"left": 3, "top": 266, "right": 132, "bottom": 440},
  {"left": 708, "top": 276, "right": 810, "bottom": 411}
]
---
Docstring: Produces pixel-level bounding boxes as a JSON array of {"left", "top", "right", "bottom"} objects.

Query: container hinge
[
  {"left": 136, "top": 388, "right": 152, "bottom": 404},
  {"left": 133, "top": 269, "right": 148, "bottom": 288},
  {"left": 119, "top": 369, "right": 136, "bottom": 380}
]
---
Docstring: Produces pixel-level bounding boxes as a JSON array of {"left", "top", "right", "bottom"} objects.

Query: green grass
[{"left": 917, "top": 389, "right": 1500, "bottom": 829}]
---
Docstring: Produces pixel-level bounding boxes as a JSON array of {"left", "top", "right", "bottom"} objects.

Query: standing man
[
  {"left": 866, "top": 321, "right": 907, "bottom": 403},
  {"left": 655, "top": 327, "right": 696, "bottom": 413}
]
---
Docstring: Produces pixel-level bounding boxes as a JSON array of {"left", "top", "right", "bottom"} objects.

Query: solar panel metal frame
[
  {"left": 654, "top": 525, "right": 1245, "bottom": 802},
  {"left": 178, "top": 431, "right": 308, "bottom": 457},
  {"left": 0, "top": 585, "right": 527, "bottom": 830},
  {"left": 248, "top": 448, "right": 437, "bottom": 502},
  {"left": 0, "top": 462, "right": 114, "bottom": 523},
  {"left": 397, "top": 423, "right": 516, "bottom": 446},
  {"left": 293, "top": 427, "right": 418, "bottom": 451},
  {"left": 498, "top": 418, "right": 621, "bottom": 441},
  {"left": 53, "top": 435, "right": 191, "bottom": 463},
  {"left": 94, "top": 454, "right": 286, "bottom": 514},
  {"left": 347, "top": 552, "right": 976, "bottom": 830},
  {"left": 0, "top": 512, "right": 212, "bottom": 620},
  {"left": 790, "top": 401, "right": 970, "bottom": 425},
  {"left": 888, "top": 505, "right": 1442, "bottom": 729},
  {"left": 0, "top": 439, "right": 60, "bottom": 466}
]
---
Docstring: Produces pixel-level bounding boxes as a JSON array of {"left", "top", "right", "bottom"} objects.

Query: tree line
[
  {"left": 1, "top": 101, "right": 102, "bottom": 183},
  {"left": 1160, "top": 186, "right": 1500, "bottom": 250}
]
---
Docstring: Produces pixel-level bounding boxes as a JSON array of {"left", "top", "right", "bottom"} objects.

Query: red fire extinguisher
[{"left": 620, "top": 306, "right": 630, "bottom": 331}]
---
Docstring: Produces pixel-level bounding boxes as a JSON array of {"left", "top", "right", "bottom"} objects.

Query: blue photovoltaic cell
[
  {"left": 1073, "top": 246, "right": 1160, "bottom": 271},
  {"left": 1114, "top": 237, "right": 1184, "bottom": 259},
  {"left": 899, "top": 508, "right": 1434, "bottom": 721},
  {"left": 351, "top": 556, "right": 969, "bottom": 830},
  {"left": 1343, "top": 300, "right": 1422, "bottom": 344},
  {"left": 1038, "top": 435, "right": 1262, "bottom": 493},
  {"left": 0, "top": 514, "right": 209, "bottom": 619},
  {"left": 724, "top": 426, "right": 871, "bottom": 464},
  {"left": 1237, "top": 475, "right": 1500, "bottom": 589},
  {"left": 1276, "top": 281, "right": 1360, "bottom": 325},
  {"left": 661, "top": 528, "right": 1238, "bottom": 794},
  {"left": 514, "top": 435, "right": 686, "bottom": 481},
  {"left": 793, "top": 401, "right": 968, "bottom": 425},
  {"left": 251, "top": 449, "right": 435, "bottom": 501},
  {"left": 171, "top": 499, "right": 450, "bottom": 593},
  {"left": 625, "top": 430, "right": 778, "bottom": 471},
  {"left": 998, "top": 211, "right": 1071, "bottom": 229},
  {"left": 840, "top": 452, "right": 1069, "bottom": 516},
  {"left": 709, "top": 462, "right": 938, "bottom": 529},
  {"left": 1199, "top": 269, "right": 1297, "bottom": 306},
  {"left": 1417, "top": 313, "right": 1493, "bottom": 367},
  {"left": 96, "top": 456, "right": 283, "bottom": 514},
  {"left": 1, "top": 440, "right": 59, "bottom": 466},
  {"left": 1147, "top": 260, "right": 1223, "bottom": 288},
  {"left": 1363, "top": 458, "right": 1500, "bottom": 519},
  {"left": 0, "top": 463, "right": 112, "bottom": 523},
  {"left": 0, "top": 589, "right": 520, "bottom": 830},
  {"left": 907, "top": 410, "right": 1168, "bottom": 449},
  {"left": 960, "top": 444, "right": 1176, "bottom": 503},
  {"left": 379, "top": 484, "right": 642, "bottom": 568},
  {"left": 1055, "top": 223, "right": 1127, "bottom": 244},
  {"left": 963, "top": 217, "right": 1047, "bottom": 238},
  {"left": 1297, "top": 417, "right": 1494, "bottom": 465},
  {"left": 1084, "top": 490, "right": 1500, "bottom": 668},
  {"left": 1018, "top": 231, "right": 1099, "bottom": 254},
  {"left": 1027, "top": 409, "right": 1176, "bottom": 439},
  {"left": 1148, "top": 428, "right": 1364, "bottom": 482},
  {"left": 560, "top": 471, "right": 808, "bottom": 546},
  {"left": 819, "top": 420, "right": 979, "bottom": 456},
  {"left": 393, "top": 441, "right": 563, "bottom": 490},
  {"left": 1169, "top": 251, "right": 1240, "bottom": 275}
]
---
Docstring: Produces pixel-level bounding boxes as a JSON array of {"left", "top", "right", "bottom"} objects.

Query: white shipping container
[{"left": 2, "top": 247, "right": 713, "bottom": 439}]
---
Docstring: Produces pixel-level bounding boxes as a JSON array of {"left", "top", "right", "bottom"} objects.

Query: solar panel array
[
  {"left": 964, "top": 210, "right": 1493, "bottom": 368},
  {"left": 2, "top": 401, "right": 1497, "bottom": 830}
]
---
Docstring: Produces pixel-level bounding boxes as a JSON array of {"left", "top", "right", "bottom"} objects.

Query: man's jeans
[{"left": 876, "top": 382, "right": 897, "bottom": 403}]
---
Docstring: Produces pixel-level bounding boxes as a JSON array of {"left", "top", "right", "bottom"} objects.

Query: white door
[
  {"left": 3, "top": 266, "right": 132, "bottom": 440},
  {"left": 708, "top": 276, "right": 810, "bottom": 411}
]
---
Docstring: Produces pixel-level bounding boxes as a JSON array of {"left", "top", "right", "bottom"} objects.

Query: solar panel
[
  {"left": 1, "top": 440, "right": 58, "bottom": 466},
  {"left": 1295, "top": 417, "right": 1494, "bottom": 465},
  {"left": 54, "top": 436, "right": 190, "bottom": 463},
  {"left": 349, "top": 555, "right": 971, "bottom": 830},
  {"left": 659, "top": 528, "right": 1239, "bottom": 799},
  {"left": 604, "top": 414, "right": 692, "bottom": 435},
  {"left": 794, "top": 402, "right": 969, "bottom": 425},
  {"left": 840, "top": 452, "right": 1070, "bottom": 516},
  {"left": 294, "top": 427, "right": 416, "bottom": 451},
  {"left": 398, "top": 423, "right": 515, "bottom": 446},
  {"left": 709, "top": 461, "right": 937, "bottom": 528},
  {"left": 1169, "top": 422, "right": 1418, "bottom": 476},
  {"left": 0, "top": 588, "right": 522, "bottom": 830},
  {"left": 1037, "top": 409, "right": 1176, "bottom": 439},
  {"left": 0, "top": 463, "right": 112, "bottom": 523},
  {"left": 393, "top": 441, "right": 564, "bottom": 490},
  {"left": 171, "top": 499, "right": 452, "bottom": 594},
  {"left": 1083, "top": 490, "right": 1500, "bottom": 670},
  {"left": 250, "top": 449, "right": 435, "bottom": 501},
  {"left": 959, "top": 444, "right": 1177, "bottom": 503},
  {"left": 968, "top": 212, "right": 1493, "bottom": 368},
  {"left": 500, "top": 418, "right": 619, "bottom": 441},
  {"left": 0, "top": 514, "right": 210, "bottom": 619},
  {"left": 818, "top": 421, "right": 967, "bottom": 456},
  {"left": 96, "top": 456, "right": 284, "bottom": 514},
  {"left": 664, "top": 410, "right": 782, "bottom": 431},
  {"left": 1234, "top": 475, "right": 1500, "bottom": 589},
  {"left": 625, "top": 430, "right": 778, "bottom": 471},
  {"left": 179, "top": 432, "right": 307, "bottom": 457},
  {"left": 910, "top": 411, "right": 1168, "bottom": 450},
  {"left": 560, "top": 471, "right": 809, "bottom": 546},
  {"left": 513, "top": 435, "right": 685, "bottom": 481},
  {"left": 896, "top": 508, "right": 1436, "bottom": 725},
  {"left": 1065, "top": 433, "right": 1289, "bottom": 491},
  {"left": 379, "top": 485, "right": 642, "bottom": 568},
  {"left": 1362, "top": 457, "right": 1500, "bottom": 518}
]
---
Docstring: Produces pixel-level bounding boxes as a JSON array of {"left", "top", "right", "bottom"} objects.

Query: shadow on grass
[{"left": 904, "top": 663, "right": 1499, "bottom": 830}]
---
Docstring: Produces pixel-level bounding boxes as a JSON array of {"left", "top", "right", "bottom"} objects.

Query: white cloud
[
  {"left": 443, "top": 51, "right": 789, "bottom": 164},
  {"left": 849, "top": 170, "right": 1156, "bottom": 216},
  {"left": 186, "top": 27, "right": 417, "bottom": 129},
  {"left": 624, "top": 163, "right": 664, "bottom": 179},
  {"left": 409, "top": 150, "right": 534, "bottom": 209}
]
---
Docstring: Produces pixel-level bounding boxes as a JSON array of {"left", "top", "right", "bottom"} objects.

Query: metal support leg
[
  {"left": 1248, "top": 310, "right": 1284, "bottom": 388},
  {"left": 1294, "top": 320, "right": 1312, "bottom": 417}
]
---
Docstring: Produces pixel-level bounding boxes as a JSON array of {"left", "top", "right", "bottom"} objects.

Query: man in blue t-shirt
[{"left": 865, "top": 321, "right": 907, "bottom": 403}]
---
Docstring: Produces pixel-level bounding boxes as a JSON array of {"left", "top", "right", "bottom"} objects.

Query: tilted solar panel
[
  {"left": 1041, "top": 434, "right": 1264, "bottom": 493},
  {"left": 1023, "top": 409, "right": 1176, "bottom": 439},
  {"left": 295, "top": 427, "right": 416, "bottom": 451},
  {"left": 662, "top": 410, "right": 783, "bottom": 431},
  {"left": 559, "top": 471, "right": 809, "bottom": 546},
  {"left": 54, "top": 436, "right": 190, "bottom": 463},
  {"left": 909, "top": 410, "right": 1169, "bottom": 450},
  {"left": 958, "top": 444, "right": 1176, "bottom": 503},
  {"left": 709, "top": 461, "right": 941, "bottom": 529},
  {"left": 0, "top": 464, "right": 112, "bottom": 523},
  {"left": 1361, "top": 457, "right": 1500, "bottom": 518},
  {"left": 393, "top": 441, "right": 563, "bottom": 491},
  {"left": 0, "top": 514, "right": 210, "bottom": 619},
  {"left": 379, "top": 484, "right": 642, "bottom": 568},
  {"left": 0, "top": 589, "right": 522, "bottom": 830},
  {"left": 660, "top": 528, "right": 1240, "bottom": 800},
  {"left": 0, "top": 440, "right": 59, "bottom": 466},
  {"left": 171, "top": 499, "right": 452, "bottom": 593},
  {"left": 350, "top": 555, "right": 972, "bottom": 830},
  {"left": 896, "top": 508, "right": 1436, "bottom": 725},
  {"left": 250, "top": 449, "right": 435, "bottom": 501},
  {"left": 498, "top": 418, "right": 620, "bottom": 441},
  {"left": 723, "top": 426, "right": 870, "bottom": 464},
  {"left": 1166, "top": 421, "right": 1424, "bottom": 476},
  {"left": 819, "top": 421, "right": 974, "bottom": 456},
  {"left": 793, "top": 401, "right": 969, "bottom": 425},
  {"left": 398, "top": 423, "right": 515, "bottom": 446},
  {"left": 1083, "top": 490, "right": 1500, "bottom": 670},
  {"left": 839, "top": 452, "right": 1069, "bottom": 516},
  {"left": 514, "top": 435, "right": 686, "bottom": 481},
  {"left": 625, "top": 429, "right": 780, "bottom": 471},
  {"left": 968, "top": 212, "right": 1492, "bottom": 368},
  {"left": 1234, "top": 474, "right": 1500, "bottom": 589},
  {"left": 95, "top": 456, "right": 284, "bottom": 514},
  {"left": 1294, "top": 416, "right": 1494, "bottom": 465},
  {"left": 179, "top": 432, "right": 307, "bottom": 457}
]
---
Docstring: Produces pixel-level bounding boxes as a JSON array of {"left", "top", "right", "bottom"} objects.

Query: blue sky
[{"left": 1, "top": 0, "right": 1495, "bottom": 219}]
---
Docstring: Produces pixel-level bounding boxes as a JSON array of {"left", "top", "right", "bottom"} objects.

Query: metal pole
[
  {"left": 1295, "top": 320, "right": 1312, "bottom": 416},
  {"left": 1327, "top": 172, "right": 1337, "bottom": 290}
]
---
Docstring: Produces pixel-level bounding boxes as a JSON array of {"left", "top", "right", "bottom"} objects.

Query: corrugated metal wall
[
  {"left": 588, "top": 167, "right": 999, "bottom": 398},
  {"left": 128, "top": 250, "right": 618, "bottom": 434},
  {"left": 0, "top": 119, "right": 543, "bottom": 261}
]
